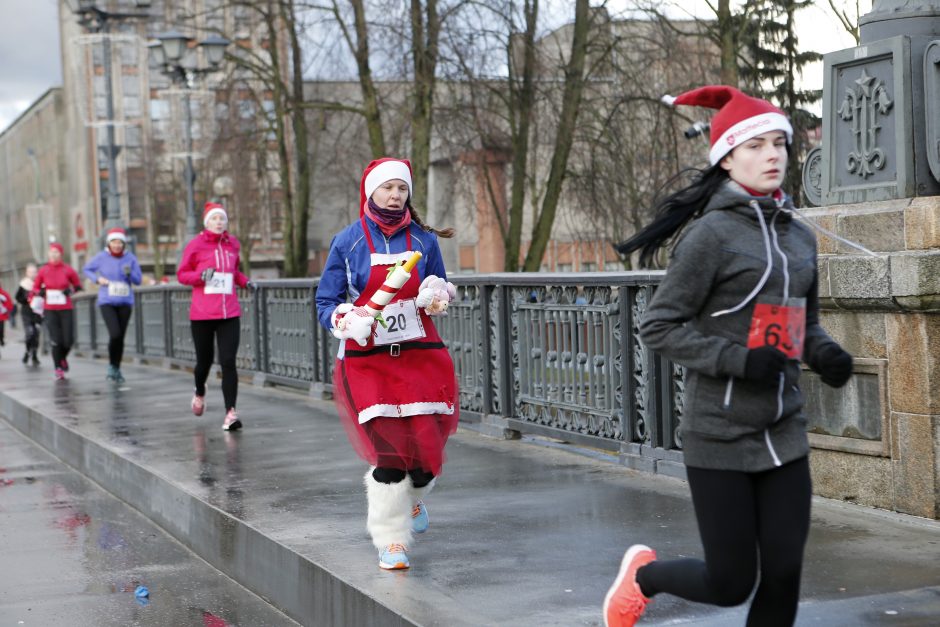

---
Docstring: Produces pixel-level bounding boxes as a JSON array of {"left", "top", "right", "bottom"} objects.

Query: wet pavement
[
  {"left": 0, "top": 419, "right": 296, "bottom": 626},
  {"left": 0, "top": 338, "right": 939, "bottom": 625}
]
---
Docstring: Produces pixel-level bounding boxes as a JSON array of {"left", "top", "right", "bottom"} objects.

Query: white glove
[
  {"left": 416, "top": 275, "right": 457, "bottom": 315},
  {"left": 331, "top": 304, "right": 375, "bottom": 346}
]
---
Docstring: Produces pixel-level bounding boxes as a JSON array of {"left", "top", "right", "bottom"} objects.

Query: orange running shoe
[{"left": 603, "top": 544, "right": 656, "bottom": 627}]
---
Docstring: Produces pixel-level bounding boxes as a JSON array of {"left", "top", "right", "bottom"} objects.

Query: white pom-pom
[{"left": 661, "top": 94, "right": 677, "bottom": 106}]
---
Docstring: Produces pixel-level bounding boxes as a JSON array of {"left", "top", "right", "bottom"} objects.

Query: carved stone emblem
[{"left": 837, "top": 69, "right": 894, "bottom": 178}]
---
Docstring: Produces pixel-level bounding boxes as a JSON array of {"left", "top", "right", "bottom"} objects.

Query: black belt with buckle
[{"left": 344, "top": 341, "right": 446, "bottom": 358}]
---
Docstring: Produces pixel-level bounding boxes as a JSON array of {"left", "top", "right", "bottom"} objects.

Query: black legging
[
  {"left": 637, "top": 456, "right": 812, "bottom": 627},
  {"left": 372, "top": 466, "right": 435, "bottom": 487},
  {"left": 22, "top": 311, "right": 41, "bottom": 355},
  {"left": 44, "top": 309, "right": 74, "bottom": 368},
  {"left": 191, "top": 317, "right": 240, "bottom": 411},
  {"left": 99, "top": 304, "right": 132, "bottom": 367}
]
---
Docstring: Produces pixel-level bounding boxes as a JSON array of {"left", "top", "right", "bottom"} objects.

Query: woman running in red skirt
[{"left": 316, "top": 157, "right": 459, "bottom": 570}]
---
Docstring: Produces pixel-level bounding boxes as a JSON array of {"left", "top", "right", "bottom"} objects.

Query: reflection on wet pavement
[{"left": 0, "top": 420, "right": 296, "bottom": 626}]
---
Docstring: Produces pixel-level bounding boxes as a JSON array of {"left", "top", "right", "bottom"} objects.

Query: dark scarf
[{"left": 365, "top": 198, "right": 411, "bottom": 237}]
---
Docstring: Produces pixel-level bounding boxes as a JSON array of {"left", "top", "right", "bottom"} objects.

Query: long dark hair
[
  {"left": 616, "top": 164, "right": 729, "bottom": 267},
  {"left": 406, "top": 199, "right": 455, "bottom": 238}
]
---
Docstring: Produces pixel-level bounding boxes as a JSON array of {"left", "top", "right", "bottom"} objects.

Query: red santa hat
[
  {"left": 661, "top": 86, "right": 793, "bottom": 165},
  {"left": 359, "top": 158, "right": 413, "bottom": 216},
  {"left": 203, "top": 201, "right": 227, "bottom": 227},
  {"left": 49, "top": 242, "right": 64, "bottom": 254},
  {"left": 106, "top": 227, "right": 127, "bottom": 243}
]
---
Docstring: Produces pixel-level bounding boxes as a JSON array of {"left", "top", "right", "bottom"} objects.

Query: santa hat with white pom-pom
[{"left": 661, "top": 85, "right": 792, "bottom": 165}]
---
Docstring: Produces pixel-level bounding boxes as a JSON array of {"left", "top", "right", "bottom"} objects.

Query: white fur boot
[{"left": 364, "top": 468, "right": 414, "bottom": 551}]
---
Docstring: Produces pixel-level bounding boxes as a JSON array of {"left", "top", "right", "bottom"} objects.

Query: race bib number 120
[{"left": 746, "top": 297, "right": 806, "bottom": 359}]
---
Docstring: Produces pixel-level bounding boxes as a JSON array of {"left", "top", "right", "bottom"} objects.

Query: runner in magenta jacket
[
  {"left": 177, "top": 202, "right": 251, "bottom": 431},
  {"left": 32, "top": 242, "right": 82, "bottom": 379}
]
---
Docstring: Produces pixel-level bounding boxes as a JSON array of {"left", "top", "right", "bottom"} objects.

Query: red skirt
[{"left": 333, "top": 358, "right": 459, "bottom": 475}]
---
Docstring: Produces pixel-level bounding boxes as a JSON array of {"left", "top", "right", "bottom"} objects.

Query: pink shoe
[
  {"left": 54, "top": 368, "right": 65, "bottom": 380},
  {"left": 191, "top": 394, "right": 206, "bottom": 416},
  {"left": 603, "top": 545, "right": 656, "bottom": 627},
  {"left": 222, "top": 408, "right": 242, "bottom": 431}
]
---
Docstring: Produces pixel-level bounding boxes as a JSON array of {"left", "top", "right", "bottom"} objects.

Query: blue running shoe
[
  {"left": 378, "top": 543, "right": 410, "bottom": 570},
  {"left": 412, "top": 501, "right": 429, "bottom": 534},
  {"left": 106, "top": 364, "right": 118, "bottom": 381}
]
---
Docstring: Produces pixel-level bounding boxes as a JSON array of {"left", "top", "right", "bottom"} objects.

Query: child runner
[{"left": 15, "top": 264, "right": 42, "bottom": 366}]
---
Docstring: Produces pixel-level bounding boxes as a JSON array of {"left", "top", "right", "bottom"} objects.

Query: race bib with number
[
  {"left": 373, "top": 299, "right": 427, "bottom": 346},
  {"left": 746, "top": 297, "right": 806, "bottom": 359},
  {"left": 204, "top": 272, "right": 234, "bottom": 295},
  {"left": 46, "top": 289, "right": 67, "bottom": 306},
  {"left": 108, "top": 281, "right": 130, "bottom": 297}
]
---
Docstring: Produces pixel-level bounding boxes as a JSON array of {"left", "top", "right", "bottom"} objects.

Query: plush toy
[
  {"left": 416, "top": 275, "right": 456, "bottom": 315},
  {"left": 332, "top": 303, "right": 375, "bottom": 346}
]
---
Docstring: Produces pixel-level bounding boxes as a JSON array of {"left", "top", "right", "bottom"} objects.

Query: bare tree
[
  {"left": 521, "top": 0, "right": 591, "bottom": 271},
  {"left": 827, "top": 0, "right": 864, "bottom": 44}
]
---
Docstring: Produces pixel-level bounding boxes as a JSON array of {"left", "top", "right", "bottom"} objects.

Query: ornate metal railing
[{"left": 72, "top": 272, "right": 687, "bottom": 475}]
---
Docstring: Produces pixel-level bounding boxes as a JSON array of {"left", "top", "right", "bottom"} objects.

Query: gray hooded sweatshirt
[{"left": 639, "top": 181, "right": 838, "bottom": 472}]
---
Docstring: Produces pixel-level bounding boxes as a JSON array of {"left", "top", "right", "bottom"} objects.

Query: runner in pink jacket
[{"left": 177, "top": 202, "right": 252, "bottom": 431}]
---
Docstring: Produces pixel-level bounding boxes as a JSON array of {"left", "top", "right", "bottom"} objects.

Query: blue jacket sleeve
[
  {"left": 315, "top": 235, "right": 349, "bottom": 330},
  {"left": 128, "top": 254, "right": 143, "bottom": 285},
  {"left": 83, "top": 252, "right": 102, "bottom": 283},
  {"left": 423, "top": 235, "right": 447, "bottom": 281}
]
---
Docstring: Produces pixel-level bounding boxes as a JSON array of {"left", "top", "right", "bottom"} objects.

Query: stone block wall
[{"left": 802, "top": 197, "right": 940, "bottom": 519}]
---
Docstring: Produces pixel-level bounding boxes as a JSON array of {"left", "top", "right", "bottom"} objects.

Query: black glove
[
  {"left": 39, "top": 288, "right": 46, "bottom": 297},
  {"left": 62, "top": 286, "right": 73, "bottom": 297},
  {"left": 246, "top": 280, "right": 258, "bottom": 291},
  {"left": 744, "top": 345, "right": 788, "bottom": 387},
  {"left": 200, "top": 268, "right": 215, "bottom": 283},
  {"left": 122, "top": 264, "right": 132, "bottom": 277},
  {"left": 809, "top": 343, "right": 853, "bottom": 388}
]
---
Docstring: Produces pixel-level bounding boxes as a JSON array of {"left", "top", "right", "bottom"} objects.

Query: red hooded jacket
[
  {"left": 32, "top": 262, "right": 82, "bottom": 311},
  {"left": 0, "top": 285, "right": 11, "bottom": 321},
  {"left": 176, "top": 230, "right": 249, "bottom": 320}
]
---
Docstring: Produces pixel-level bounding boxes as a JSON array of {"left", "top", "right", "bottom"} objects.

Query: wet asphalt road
[{"left": 0, "top": 419, "right": 296, "bottom": 627}]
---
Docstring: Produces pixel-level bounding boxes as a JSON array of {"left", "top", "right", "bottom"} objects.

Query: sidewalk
[{"left": 1, "top": 337, "right": 938, "bottom": 625}]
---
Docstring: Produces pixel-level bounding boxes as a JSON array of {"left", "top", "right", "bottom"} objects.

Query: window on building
[
  {"left": 233, "top": 4, "right": 252, "bottom": 37},
  {"left": 125, "top": 125, "right": 143, "bottom": 167},
  {"left": 557, "top": 263, "right": 573, "bottom": 272},
  {"left": 581, "top": 262, "right": 597, "bottom": 272},
  {"left": 205, "top": 0, "right": 225, "bottom": 31},
  {"left": 122, "top": 75, "right": 141, "bottom": 117},
  {"left": 93, "top": 75, "right": 108, "bottom": 120}
]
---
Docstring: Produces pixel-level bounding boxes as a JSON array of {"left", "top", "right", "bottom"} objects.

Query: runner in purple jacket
[{"left": 83, "top": 228, "right": 143, "bottom": 383}]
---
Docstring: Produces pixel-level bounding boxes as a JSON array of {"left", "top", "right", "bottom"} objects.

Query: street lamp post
[
  {"left": 70, "top": 0, "right": 152, "bottom": 245},
  {"left": 151, "top": 32, "right": 229, "bottom": 238}
]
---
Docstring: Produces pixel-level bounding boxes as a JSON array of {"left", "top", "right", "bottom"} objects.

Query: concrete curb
[{"left": 0, "top": 391, "right": 418, "bottom": 627}]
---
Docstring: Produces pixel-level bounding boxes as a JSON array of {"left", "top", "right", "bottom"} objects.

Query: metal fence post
[
  {"left": 480, "top": 284, "right": 494, "bottom": 415},
  {"left": 496, "top": 284, "right": 514, "bottom": 418}
]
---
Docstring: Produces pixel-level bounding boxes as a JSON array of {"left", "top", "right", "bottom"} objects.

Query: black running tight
[
  {"left": 99, "top": 304, "right": 132, "bottom": 367},
  {"left": 637, "top": 456, "right": 812, "bottom": 627},
  {"left": 190, "top": 317, "right": 240, "bottom": 411},
  {"left": 44, "top": 309, "right": 74, "bottom": 367}
]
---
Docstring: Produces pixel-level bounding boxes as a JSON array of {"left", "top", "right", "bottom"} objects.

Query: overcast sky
[{"left": 0, "top": 0, "right": 868, "bottom": 134}]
